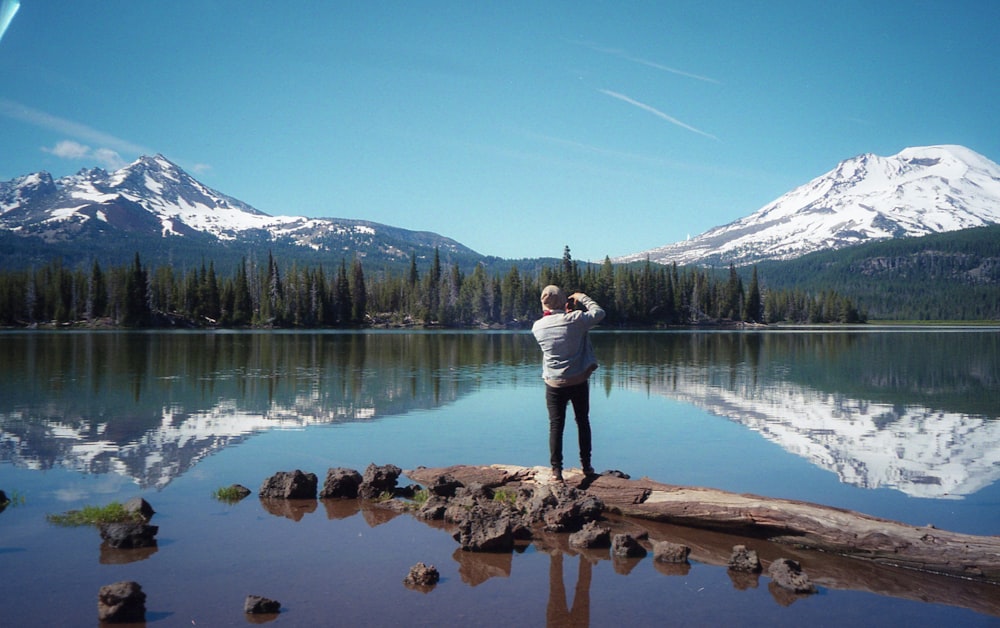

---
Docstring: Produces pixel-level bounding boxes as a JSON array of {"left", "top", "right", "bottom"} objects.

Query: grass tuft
[
  {"left": 212, "top": 485, "right": 249, "bottom": 504},
  {"left": 46, "top": 501, "right": 143, "bottom": 527}
]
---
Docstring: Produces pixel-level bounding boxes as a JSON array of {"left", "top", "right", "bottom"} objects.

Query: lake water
[{"left": 1, "top": 329, "right": 998, "bottom": 626}]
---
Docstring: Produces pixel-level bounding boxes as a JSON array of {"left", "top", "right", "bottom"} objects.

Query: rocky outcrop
[
  {"left": 406, "top": 464, "right": 1000, "bottom": 584},
  {"left": 359, "top": 463, "right": 402, "bottom": 499},
  {"left": 320, "top": 467, "right": 363, "bottom": 498},
  {"left": 258, "top": 470, "right": 318, "bottom": 499},
  {"left": 569, "top": 520, "right": 611, "bottom": 549},
  {"left": 97, "top": 581, "right": 146, "bottom": 623},
  {"left": 99, "top": 522, "right": 158, "bottom": 549}
]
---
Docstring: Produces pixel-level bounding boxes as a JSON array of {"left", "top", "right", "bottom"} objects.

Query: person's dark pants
[{"left": 545, "top": 381, "right": 592, "bottom": 470}]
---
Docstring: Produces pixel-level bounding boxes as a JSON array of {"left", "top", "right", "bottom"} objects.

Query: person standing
[{"left": 531, "top": 285, "right": 605, "bottom": 482}]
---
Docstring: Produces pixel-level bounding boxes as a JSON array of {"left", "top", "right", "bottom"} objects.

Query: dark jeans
[{"left": 545, "top": 381, "right": 592, "bottom": 470}]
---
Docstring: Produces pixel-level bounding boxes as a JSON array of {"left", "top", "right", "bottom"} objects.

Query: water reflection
[{"left": 0, "top": 329, "right": 997, "bottom": 498}]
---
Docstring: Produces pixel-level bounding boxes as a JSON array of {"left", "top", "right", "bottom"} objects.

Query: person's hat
[{"left": 540, "top": 285, "right": 566, "bottom": 311}]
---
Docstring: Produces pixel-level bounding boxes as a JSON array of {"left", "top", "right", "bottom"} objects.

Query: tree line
[{"left": 0, "top": 247, "right": 864, "bottom": 328}]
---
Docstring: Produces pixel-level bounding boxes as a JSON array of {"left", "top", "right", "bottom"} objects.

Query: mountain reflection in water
[{"left": 0, "top": 329, "right": 997, "bottom": 500}]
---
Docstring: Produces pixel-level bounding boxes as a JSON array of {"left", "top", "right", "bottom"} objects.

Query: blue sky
[{"left": 1, "top": 1, "right": 997, "bottom": 262}]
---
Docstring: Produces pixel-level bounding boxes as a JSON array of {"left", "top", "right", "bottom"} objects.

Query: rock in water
[
  {"left": 98, "top": 581, "right": 146, "bottom": 623},
  {"left": 258, "top": 469, "right": 318, "bottom": 499},
  {"left": 244, "top": 594, "right": 281, "bottom": 614},
  {"left": 768, "top": 558, "right": 817, "bottom": 593},
  {"left": 320, "top": 467, "right": 363, "bottom": 498}
]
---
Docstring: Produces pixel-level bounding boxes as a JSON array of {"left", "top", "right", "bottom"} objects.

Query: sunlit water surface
[{"left": 1, "top": 329, "right": 997, "bottom": 626}]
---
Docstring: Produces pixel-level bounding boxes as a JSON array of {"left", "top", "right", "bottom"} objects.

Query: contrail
[
  {"left": 0, "top": 0, "right": 20, "bottom": 45},
  {"left": 599, "top": 89, "right": 719, "bottom": 141}
]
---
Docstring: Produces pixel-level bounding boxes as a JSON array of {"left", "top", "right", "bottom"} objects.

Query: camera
[{"left": 565, "top": 296, "right": 576, "bottom": 310}]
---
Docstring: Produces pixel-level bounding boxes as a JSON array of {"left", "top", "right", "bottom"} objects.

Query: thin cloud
[
  {"left": 599, "top": 89, "right": 719, "bottom": 141},
  {"left": 577, "top": 41, "right": 720, "bottom": 84},
  {"left": 1, "top": 98, "right": 210, "bottom": 174},
  {"left": 0, "top": 98, "right": 152, "bottom": 156}
]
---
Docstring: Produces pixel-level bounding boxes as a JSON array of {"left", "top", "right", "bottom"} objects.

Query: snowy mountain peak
[
  {"left": 0, "top": 154, "right": 476, "bottom": 265},
  {"left": 617, "top": 145, "right": 1000, "bottom": 267}
]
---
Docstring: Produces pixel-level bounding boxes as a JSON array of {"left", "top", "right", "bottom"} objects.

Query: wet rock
[
  {"left": 611, "top": 533, "right": 647, "bottom": 558},
  {"left": 569, "top": 520, "right": 611, "bottom": 549},
  {"left": 244, "top": 594, "right": 281, "bottom": 614},
  {"left": 320, "top": 467, "right": 362, "bottom": 499},
  {"left": 98, "top": 580, "right": 146, "bottom": 623},
  {"left": 122, "top": 496, "right": 155, "bottom": 521},
  {"left": 259, "top": 469, "right": 318, "bottom": 499},
  {"left": 652, "top": 540, "right": 691, "bottom": 564},
  {"left": 0, "top": 489, "right": 8, "bottom": 504},
  {"left": 415, "top": 495, "right": 449, "bottom": 520},
  {"left": 359, "top": 463, "right": 402, "bottom": 499},
  {"left": 601, "top": 470, "right": 631, "bottom": 479},
  {"left": 728, "top": 544, "right": 762, "bottom": 573},
  {"left": 768, "top": 558, "right": 817, "bottom": 594},
  {"left": 403, "top": 562, "right": 440, "bottom": 588},
  {"left": 522, "top": 483, "right": 603, "bottom": 533},
  {"left": 542, "top": 490, "right": 603, "bottom": 533},
  {"left": 453, "top": 502, "right": 516, "bottom": 552},
  {"left": 443, "top": 484, "right": 493, "bottom": 523},
  {"left": 100, "top": 522, "right": 158, "bottom": 549},
  {"left": 428, "top": 473, "right": 463, "bottom": 497}
]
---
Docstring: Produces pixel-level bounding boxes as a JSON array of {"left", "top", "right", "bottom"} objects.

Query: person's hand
[{"left": 566, "top": 292, "right": 585, "bottom": 311}]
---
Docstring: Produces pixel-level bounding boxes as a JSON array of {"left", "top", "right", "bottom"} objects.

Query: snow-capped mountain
[
  {"left": 617, "top": 145, "right": 1000, "bottom": 267},
  {"left": 0, "top": 154, "right": 476, "bottom": 265}
]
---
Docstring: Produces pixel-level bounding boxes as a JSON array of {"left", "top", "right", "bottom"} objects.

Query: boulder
[
  {"left": 258, "top": 470, "right": 318, "bottom": 499},
  {"left": 767, "top": 558, "right": 817, "bottom": 594},
  {"left": 100, "top": 522, "right": 158, "bottom": 549},
  {"left": 611, "top": 533, "right": 647, "bottom": 558},
  {"left": 428, "top": 473, "right": 463, "bottom": 497},
  {"left": 403, "top": 562, "right": 441, "bottom": 588},
  {"left": 453, "top": 503, "right": 516, "bottom": 552},
  {"left": 728, "top": 544, "right": 762, "bottom": 573},
  {"left": 569, "top": 521, "right": 611, "bottom": 549},
  {"left": 359, "top": 463, "right": 402, "bottom": 499},
  {"left": 122, "top": 496, "right": 155, "bottom": 521},
  {"left": 652, "top": 540, "right": 691, "bottom": 564},
  {"left": 320, "top": 467, "right": 363, "bottom": 499},
  {"left": 244, "top": 594, "right": 281, "bottom": 614},
  {"left": 97, "top": 581, "right": 146, "bottom": 623},
  {"left": 415, "top": 495, "right": 449, "bottom": 521}
]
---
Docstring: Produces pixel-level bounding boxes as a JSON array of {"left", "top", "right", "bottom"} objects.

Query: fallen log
[{"left": 404, "top": 464, "right": 1000, "bottom": 584}]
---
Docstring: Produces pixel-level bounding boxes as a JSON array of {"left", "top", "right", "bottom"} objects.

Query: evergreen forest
[{"left": 0, "top": 247, "right": 864, "bottom": 329}]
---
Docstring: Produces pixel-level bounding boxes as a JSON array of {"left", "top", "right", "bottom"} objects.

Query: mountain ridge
[{"left": 0, "top": 154, "right": 480, "bottom": 271}]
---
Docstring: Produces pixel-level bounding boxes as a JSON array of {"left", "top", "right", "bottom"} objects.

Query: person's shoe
[
  {"left": 552, "top": 467, "right": 564, "bottom": 482},
  {"left": 582, "top": 465, "right": 596, "bottom": 477}
]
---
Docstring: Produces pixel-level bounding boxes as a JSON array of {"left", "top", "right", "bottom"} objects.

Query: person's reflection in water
[{"left": 547, "top": 551, "right": 592, "bottom": 628}]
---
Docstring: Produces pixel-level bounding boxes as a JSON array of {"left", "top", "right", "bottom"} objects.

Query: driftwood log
[{"left": 405, "top": 464, "right": 1000, "bottom": 585}]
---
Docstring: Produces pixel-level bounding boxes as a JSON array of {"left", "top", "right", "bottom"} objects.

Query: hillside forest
[{"left": 0, "top": 247, "right": 863, "bottom": 329}]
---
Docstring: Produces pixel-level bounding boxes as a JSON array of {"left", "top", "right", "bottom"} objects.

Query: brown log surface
[{"left": 405, "top": 464, "right": 1000, "bottom": 584}]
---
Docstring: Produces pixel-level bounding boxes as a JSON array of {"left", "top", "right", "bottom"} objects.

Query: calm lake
[{"left": 1, "top": 329, "right": 998, "bottom": 626}]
